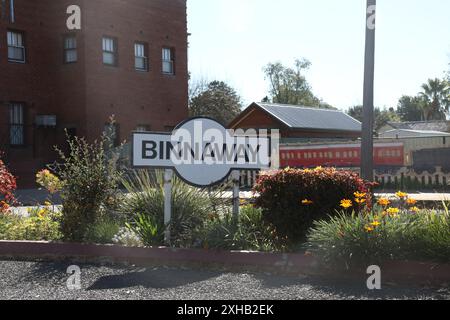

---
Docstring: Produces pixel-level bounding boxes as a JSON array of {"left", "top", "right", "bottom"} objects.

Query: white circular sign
[
  {"left": 132, "top": 117, "right": 272, "bottom": 187},
  {"left": 171, "top": 118, "right": 233, "bottom": 187}
]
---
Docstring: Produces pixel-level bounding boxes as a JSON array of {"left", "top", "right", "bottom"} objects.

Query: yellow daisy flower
[
  {"left": 340, "top": 199, "right": 353, "bottom": 209},
  {"left": 371, "top": 221, "right": 381, "bottom": 227},
  {"left": 395, "top": 191, "right": 408, "bottom": 199},
  {"left": 354, "top": 192, "right": 367, "bottom": 199},
  {"left": 386, "top": 207, "right": 400, "bottom": 217},
  {"left": 377, "top": 198, "right": 391, "bottom": 207}
]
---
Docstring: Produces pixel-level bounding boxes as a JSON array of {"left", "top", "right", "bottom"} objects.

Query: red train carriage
[{"left": 280, "top": 143, "right": 404, "bottom": 168}]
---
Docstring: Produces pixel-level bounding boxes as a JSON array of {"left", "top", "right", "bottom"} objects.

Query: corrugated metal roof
[
  {"left": 256, "top": 103, "right": 362, "bottom": 132},
  {"left": 387, "top": 121, "right": 450, "bottom": 133},
  {"left": 379, "top": 129, "right": 450, "bottom": 138}
]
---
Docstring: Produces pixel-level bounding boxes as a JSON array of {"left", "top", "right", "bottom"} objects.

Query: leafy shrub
[
  {"left": 0, "top": 207, "right": 62, "bottom": 241},
  {"left": 121, "top": 170, "right": 227, "bottom": 247},
  {"left": 254, "top": 167, "right": 373, "bottom": 246},
  {"left": 306, "top": 208, "right": 450, "bottom": 268},
  {"left": 125, "top": 213, "right": 164, "bottom": 246},
  {"left": 49, "top": 125, "right": 123, "bottom": 242},
  {"left": 202, "top": 205, "right": 284, "bottom": 252},
  {"left": 84, "top": 216, "right": 121, "bottom": 244},
  {"left": 0, "top": 154, "right": 17, "bottom": 212}
]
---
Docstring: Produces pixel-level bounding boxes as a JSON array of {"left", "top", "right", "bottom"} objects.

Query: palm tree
[{"left": 419, "top": 78, "right": 450, "bottom": 121}]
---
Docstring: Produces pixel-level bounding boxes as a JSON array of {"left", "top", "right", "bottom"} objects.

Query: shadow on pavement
[{"left": 88, "top": 268, "right": 222, "bottom": 291}]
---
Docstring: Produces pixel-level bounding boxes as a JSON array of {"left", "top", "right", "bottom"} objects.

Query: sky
[{"left": 187, "top": 0, "right": 450, "bottom": 111}]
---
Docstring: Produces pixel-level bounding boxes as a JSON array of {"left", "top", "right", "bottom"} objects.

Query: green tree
[
  {"left": 419, "top": 78, "right": 450, "bottom": 120},
  {"left": 189, "top": 81, "right": 243, "bottom": 125},
  {"left": 263, "top": 59, "right": 334, "bottom": 109},
  {"left": 347, "top": 105, "right": 400, "bottom": 132},
  {"left": 396, "top": 95, "right": 424, "bottom": 122}
]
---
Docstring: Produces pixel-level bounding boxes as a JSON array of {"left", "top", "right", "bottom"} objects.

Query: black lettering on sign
[{"left": 142, "top": 141, "right": 158, "bottom": 160}]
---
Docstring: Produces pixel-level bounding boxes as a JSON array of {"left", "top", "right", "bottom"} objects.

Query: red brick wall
[{"left": 0, "top": 0, "right": 188, "bottom": 188}]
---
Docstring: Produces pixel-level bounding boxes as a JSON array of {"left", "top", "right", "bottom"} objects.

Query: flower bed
[
  {"left": 2, "top": 129, "right": 449, "bottom": 274},
  {"left": 306, "top": 192, "right": 450, "bottom": 268}
]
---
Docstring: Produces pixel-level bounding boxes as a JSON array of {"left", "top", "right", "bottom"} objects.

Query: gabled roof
[
  {"left": 386, "top": 121, "right": 450, "bottom": 133},
  {"left": 379, "top": 129, "right": 450, "bottom": 139},
  {"left": 230, "top": 102, "right": 362, "bottom": 133}
]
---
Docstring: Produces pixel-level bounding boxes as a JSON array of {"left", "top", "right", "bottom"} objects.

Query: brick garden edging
[
  {"left": 0, "top": 241, "right": 449, "bottom": 285},
  {"left": 0, "top": 241, "right": 319, "bottom": 274}
]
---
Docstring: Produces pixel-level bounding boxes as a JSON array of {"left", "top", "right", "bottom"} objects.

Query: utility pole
[{"left": 361, "top": 0, "right": 376, "bottom": 181}]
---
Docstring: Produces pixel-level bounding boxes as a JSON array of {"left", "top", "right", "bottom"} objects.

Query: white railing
[
  {"left": 375, "top": 166, "right": 450, "bottom": 188},
  {"left": 236, "top": 167, "right": 450, "bottom": 190}
]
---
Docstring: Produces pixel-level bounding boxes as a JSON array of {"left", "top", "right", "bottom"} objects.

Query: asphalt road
[{"left": 0, "top": 260, "right": 448, "bottom": 300}]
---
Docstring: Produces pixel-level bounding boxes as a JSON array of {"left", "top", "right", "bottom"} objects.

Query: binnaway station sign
[{"left": 132, "top": 117, "right": 280, "bottom": 243}]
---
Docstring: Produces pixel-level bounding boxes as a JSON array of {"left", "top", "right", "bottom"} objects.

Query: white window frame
[
  {"left": 162, "top": 48, "right": 174, "bottom": 75},
  {"left": 135, "top": 42, "right": 148, "bottom": 71},
  {"left": 64, "top": 36, "right": 78, "bottom": 63},
  {"left": 102, "top": 37, "right": 117, "bottom": 66},
  {"left": 7, "top": 30, "right": 25, "bottom": 63}
]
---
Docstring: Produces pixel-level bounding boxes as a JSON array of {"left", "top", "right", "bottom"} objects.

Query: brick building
[{"left": 0, "top": 0, "right": 189, "bottom": 187}]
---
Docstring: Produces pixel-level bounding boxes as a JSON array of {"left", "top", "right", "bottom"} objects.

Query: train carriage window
[
  {"left": 343, "top": 152, "right": 348, "bottom": 158},
  {"left": 313, "top": 152, "right": 317, "bottom": 158},
  {"left": 319, "top": 152, "right": 323, "bottom": 158},
  {"left": 336, "top": 152, "right": 341, "bottom": 158},
  {"left": 281, "top": 153, "right": 286, "bottom": 160}
]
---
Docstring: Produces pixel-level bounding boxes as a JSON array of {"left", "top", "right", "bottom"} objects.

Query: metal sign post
[
  {"left": 164, "top": 169, "right": 173, "bottom": 245},
  {"left": 361, "top": 0, "right": 377, "bottom": 181},
  {"left": 231, "top": 170, "right": 241, "bottom": 219}
]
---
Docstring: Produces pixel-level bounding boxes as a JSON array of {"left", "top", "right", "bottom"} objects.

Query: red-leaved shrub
[
  {"left": 0, "top": 153, "right": 17, "bottom": 212},
  {"left": 253, "top": 167, "right": 373, "bottom": 246}
]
